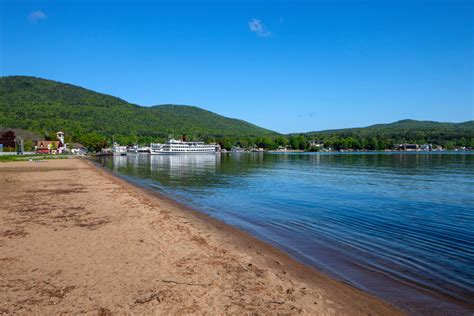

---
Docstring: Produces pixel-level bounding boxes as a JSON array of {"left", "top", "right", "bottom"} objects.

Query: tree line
[
  {"left": 3, "top": 129, "right": 472, "bottom": 153},
  {"left": 77, "top": 132, "right": 473, "bottom": 152}
]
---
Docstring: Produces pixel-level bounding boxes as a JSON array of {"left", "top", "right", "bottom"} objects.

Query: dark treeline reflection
[
  {"left": 97, "top": 152, "right": 474, "bottom": 314},
  {"left": 102, "top": 152, "right": 473, "bottom": 186}
]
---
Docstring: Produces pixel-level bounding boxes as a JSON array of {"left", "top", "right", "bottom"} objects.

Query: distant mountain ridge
[
  {"left": 0, "top": 76, "right": 276, "bottom": 141},
  {"left": 298, "top": 118, "right": 473, "bottom": 149},
  {"left": 303, "top": 119, "right": 474, "bottom": 135}
]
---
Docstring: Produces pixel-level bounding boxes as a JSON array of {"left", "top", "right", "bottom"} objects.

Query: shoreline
[
  {"left": 94, "top": 156, "right": 474, "bottom": 316},
  {"left": 91, "top": 159, "right": 404, "bottom": 310},
  {"left": 1, "top": 158, "right": 401, "bottom": 314}
]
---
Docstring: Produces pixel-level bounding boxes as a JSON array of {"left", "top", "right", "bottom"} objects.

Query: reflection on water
[
  {"left": 99, "top": 152, "right": 474, "bottom": 314},
  {"left": 149, "top": 153, "right": 219, "bottom": 175},
  {"left": 112, "top": 155, "right": 127, "bottom": 170}
]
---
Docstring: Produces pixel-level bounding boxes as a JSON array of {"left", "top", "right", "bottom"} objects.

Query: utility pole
[{"left": 15, "top": 136, "right": 24, "bottom": 155}]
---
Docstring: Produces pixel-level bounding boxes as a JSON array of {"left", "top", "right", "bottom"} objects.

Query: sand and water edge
[{"left": 0, "top": 157, "right": 401, "bottom": 315}]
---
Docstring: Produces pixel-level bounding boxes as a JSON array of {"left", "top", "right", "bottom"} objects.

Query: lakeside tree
[
  {"left": 79, "top": 133, "right": 108, "bottom": 152},
  {"left": 0, "top": 130, "right": 15, "bottom": 148}
]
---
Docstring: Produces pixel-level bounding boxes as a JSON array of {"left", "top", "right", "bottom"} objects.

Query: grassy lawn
[{"left": 0, "top": 154, "right": 72, "bottom": 162}]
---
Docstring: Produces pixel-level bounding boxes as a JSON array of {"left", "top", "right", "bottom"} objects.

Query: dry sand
[{"left": 0, "top": 158, "right": 402, "bottom": 315}]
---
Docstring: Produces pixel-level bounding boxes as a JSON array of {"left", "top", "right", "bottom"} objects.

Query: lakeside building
[
  {"left": 308, "top": 140, "right": 324, "bottom": 148},
  {"left": 397, "top": 143, "right": 446, "bottom": 152},
  {"left": 101, "top": 147, "right": 113, "bottom": 155},
  {"left": 36, "top": 140, "right": 60, "bottom": 154},
  {"left": 36, "top": 132, "right": 67, "bottom": 154},
  {"left": 398, "top": 144, "right": 419, "bottom": 151},
  {"left": 231, "top": 146, "right": 245, "bottom": 153},
  {"left": 71, "top": 143, "right": 87, "bottom": 155}
]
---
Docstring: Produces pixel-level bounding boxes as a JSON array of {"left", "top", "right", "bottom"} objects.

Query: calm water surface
[{"left": 98, "top": 152, "right": 474, "bottom": 314}]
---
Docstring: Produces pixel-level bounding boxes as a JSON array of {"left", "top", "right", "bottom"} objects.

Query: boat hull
[{"left": 150, "top": 151, "right": 216, "bottom": 155}]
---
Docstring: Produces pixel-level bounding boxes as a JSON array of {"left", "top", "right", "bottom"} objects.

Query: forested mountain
[
  {"left": 306, "top": 119, "right": 474, "bottom": 135},
  {"left": 0, "top": 75, "right": 472, "bottom": 151},
  {"left": 299, "top": 119, "right": 474, "bottom": 150},
  {"left": 0, "top": 76, "right": 276, "bottom": 145}
]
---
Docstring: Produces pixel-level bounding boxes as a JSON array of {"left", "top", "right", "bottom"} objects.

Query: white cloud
[
  {"left": 28, "top": 10, "right": 47, "bottom": 23},
  {"left": 248, "top": 18, "right": 271, "bottom": 37}
]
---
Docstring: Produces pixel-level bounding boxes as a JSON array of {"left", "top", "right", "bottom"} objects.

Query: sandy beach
[{"left": 0, "top": 158, "right": 402, "bottom": 315}]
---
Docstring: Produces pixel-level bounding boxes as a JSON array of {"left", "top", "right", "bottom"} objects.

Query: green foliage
[
  {"left": 0, "top": 76, "right": 277, "bottom": 144},
  {"left": 1, "top": 76, "right": 472, "bottom": 151},
  {"left": 288, "top": 135, "right": 307, "bottom": 150},
  {"left": 0, "top": 154, "right": 69, "bottom": 162},
  {"left": 220, "top": 137, "right": 233, "bottom": 150},
  {"left": 275, "top": 136, "right": 289, "bottom": 147},
  {"left": 299, "top": 119, "right": 474, "bottom": 150},
  {"left": 2, "top": 146, "right": 15, "bottom": 152},
  {"left": 79, "top": 133, "right": 108, "bottom": 152},
  {"left": 0, "top": 130, "right": 15, "bottom": 147},
  {"left": 23, "top": 139, "right": 34, "bottom": 151}
]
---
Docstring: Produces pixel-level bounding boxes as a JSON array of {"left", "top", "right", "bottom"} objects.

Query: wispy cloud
[
  {"left": 28, "top": 10, "right": 47, "bottom": 23},
  {"left": 248, "top": 18, "right": 271, "bottom": 37}
]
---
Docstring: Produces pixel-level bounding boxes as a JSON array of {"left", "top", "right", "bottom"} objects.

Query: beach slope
[{"left": 0, "top": 158, "right": 401, "bottom": 314}]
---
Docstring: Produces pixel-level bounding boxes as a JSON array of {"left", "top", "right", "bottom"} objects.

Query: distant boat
[
  {"left": 127, "top": 145, "right": 138, "bottom": 154},
  {"left": 113, "top": 143, "right": 127, "bottom": 156},
  {"left": 137, "top": 146, "right": 150, "bottom": 153},
  {"left": 231, "top": 146, "right": 245, "bottom": 153},
  {"left": 150, "top": 139, "right": 217, "bottom": 154},
  {"left": 127, "top": 145, "right": 150, "bottom": 154},
  {"left": 150, "top": 143, "right": 163, "bottom": 155}
]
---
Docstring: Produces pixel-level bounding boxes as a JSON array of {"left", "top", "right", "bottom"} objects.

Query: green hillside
[
  {"left": 299, "top": 119, "right": 474, "bottom": 149},
  {"left": 0, "top": 76, "right": 276, "bottom": 143},
  {"left": 308, "top": 119, "right": 474, "bottom": 134},
  {"left": 1, "top": 75, "right": 472, "bottom": 151}
]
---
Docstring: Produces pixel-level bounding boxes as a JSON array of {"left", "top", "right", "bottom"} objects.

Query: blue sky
[{"left": 1, "top": 0, "right": 472, "bottom": 133}]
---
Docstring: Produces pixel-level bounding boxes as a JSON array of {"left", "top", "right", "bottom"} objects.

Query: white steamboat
[{"left": 150, "top": 139, "right": 217, "bottom": 154}]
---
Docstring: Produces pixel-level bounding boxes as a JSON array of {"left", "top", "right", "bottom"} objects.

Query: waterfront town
[{"left": 0, "top": 129, "right": 470, "bottom": 156}]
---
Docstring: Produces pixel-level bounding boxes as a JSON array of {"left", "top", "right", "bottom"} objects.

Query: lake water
[{"left": 97, "top": 152, "right": 474, "bottom": 314}]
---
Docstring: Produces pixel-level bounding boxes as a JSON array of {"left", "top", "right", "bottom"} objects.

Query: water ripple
[{"left": 99, "top": 152, "right": 474, "bottom": 314}]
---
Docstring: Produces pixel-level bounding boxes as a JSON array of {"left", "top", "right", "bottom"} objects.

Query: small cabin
[
  {"left": 420, "top": 144, "right": 432, "bottom": 151},
  {"left": 36, "top": 141, "right": 60, "bottom": 154},
  {"left": 308, "top": 140, "right": 324, "bottom": 148},
  {"left": 398, "top": 144, "right": 419, "bottom": 151}
]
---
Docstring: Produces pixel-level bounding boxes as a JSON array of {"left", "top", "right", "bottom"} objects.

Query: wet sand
[{"left": 0, "top": 158, "right": 402, "bottom": 314}]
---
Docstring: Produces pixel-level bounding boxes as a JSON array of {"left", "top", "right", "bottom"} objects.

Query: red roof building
[{"left": 36, "top": 140, "right": 60, "bottom": 154}]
